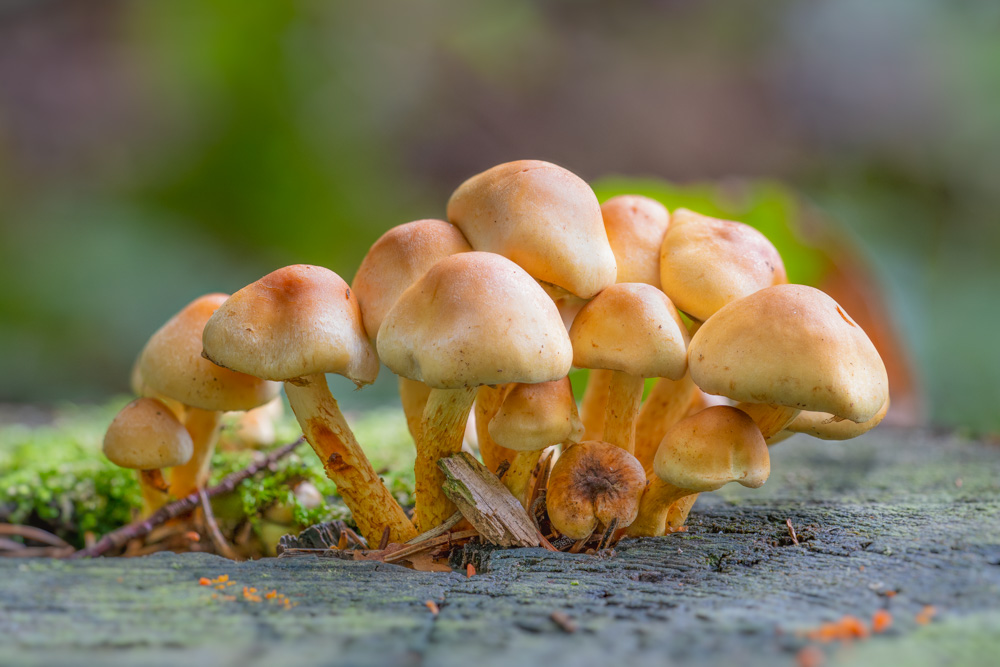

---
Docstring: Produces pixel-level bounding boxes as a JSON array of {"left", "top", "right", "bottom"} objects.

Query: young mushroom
[
  {"left": 103, "top": 398, "right": 194, "bottom": 516},
  {"left": 138, "top": 293, "right": 281, "bottom": 499},
  {"left": 377, "top": 252, "right": 573, "bottom": 531},
  {"left": 627, "top": 406, "right": 770, "bottom": 537},
  {"left": 569, "top": 283, "right": 689, "bottom": 454},
  {"left": 688, "top": 284, "right": 889, "bottom": 439},
  {"left": 488, "top": 378, "right": 583, "bottom": 507},
  {"left": 772, "top": 397, "right": 891, "bottom": 444},
  {"left": 546, "top": 440, "right": 647, "bottom": 541},
  {"left": 202, "top": 265, "right": 417, "bottom": 545}
]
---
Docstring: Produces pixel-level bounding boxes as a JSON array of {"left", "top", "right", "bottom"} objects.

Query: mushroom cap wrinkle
[
  {"left": 660, "top": 209, "right": 787, "bottom": 321},
  {"left": 202, "top": 265, "right": 378, "bottom": 385},
  {"left": 688, "top": 284, "right": 889, "bottom": 423},
  {"left": 446, "top": 160, "right": 617, "bottom": 299},
  {"left": 377, "top": 252, "right": 573, "bottom": 389},
  {"left": 352, "top": 219, "right": 471, "bottom": 342},
  {"left": 601, "top": 195, "right": 670, "bottom": 288},
  {"left": 139, "top": 294, "right": 280, "bottom": 412},
  {"left": 569, "top": 283, "right": 689, "bottom": 380},
  {"left": 653, "top": 405, "right": 770, "bottom": 492},
  {"left": 103, "top": 398, "right": 194, "bottom": 470}
]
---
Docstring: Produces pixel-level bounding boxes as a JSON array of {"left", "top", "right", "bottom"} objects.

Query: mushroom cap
[
  {"left": 660, "top": 209, "right": 787, "bottom": 321},
  {"left": 352, "top": 219, "right": 471, "bottom": 342},
  {"left": 489, "top": 378, "right": 583, "bottom": 452},
  {"left": 688, "top": 284, "right": 889, "bottom": 423},
  {"left": 139, "top": 294, "right": 281, "bottom": 411},
  {"left": 446, "top": 160, "right": 617, "bottom": 299},
  {"left": 653, "top": 405, "right": 769, "bottom": 491},
  {"left": 601, "top": 195, "right": 670, "bottom": 288},
  {"left": 786, "top": 396, "right": 890, "bottom": 440},
  {"left": 202, "top": 265, "right": 379, "bottom": 385},
  {"left": 569, "top": 283, "right": 689, "bottom": 380},
  {"left": 103, "top": 398, "right": 194, "bottom": 470},
  {"left": 377, "top": 252, "right": 573, "bottom": 389},
  {"left": 546, "top": 440, "right": 647, "bottom": 540}
]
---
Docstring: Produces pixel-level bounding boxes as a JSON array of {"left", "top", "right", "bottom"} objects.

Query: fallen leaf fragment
[
  {"left": 425, "top": 600, "right": 440, "bottom": 615},
  {"left": 467, "top": 563, "right": 476, "bottom": 578},
  {"left": 550, "top": 611, "right": 577, "bottom": 634}
]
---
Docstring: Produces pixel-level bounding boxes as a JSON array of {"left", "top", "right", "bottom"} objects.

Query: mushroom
[
  {"left": 351, "top": 219, "right": 472, "bottom": 445},
  {"left": 772, "top": 397, "right": 891, "bottom": 444},
  {"left": 627, "top": 406, "right": 770, "bottom": 537},
  {"left": 474, "top": 384, "right": 517, "bottom": 473},
  {"left": 377, "top": 252, "right": 573, "bottom": 530},
  {"left": 546, "top": 440, "right": 647, "bottom": 540},
  {"left": 688, "top": 284, "right": 889, "bottom": 439},
  {"left": 569, "top": 283, "right": 689, "bottom": 454},
  {"left": 488, "top": 378, "right": 583, "bottom": 507},
  {"left": 202, "top": 265, "right": 417, "bottom": 545},
  {"left": 634, "top": 209, "right": 788, "bottom": 466},
  {"left": 103, "top": 398, "right": 194, "bottom": 516},
  {"left": 579, "top": 195, "right": 671, "bottom": 441},
  {"left": 220, "top": 396, "right": 285, "bottom": 450},
  {"left": 138, "top": 294, "right": 281, "bottom": 499}
]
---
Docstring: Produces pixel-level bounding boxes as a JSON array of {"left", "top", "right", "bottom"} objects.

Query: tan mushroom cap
[
  {"left": 202, "top": 265, "right": 378, "bottom": 386},
  {"left": 601, "top": 195, "right": 670, "bottom": 288},
  {"left": 653, "top": 406, "right": 770, "bottom": 492},
  {"left": 787, "top": 396, "right": 890, "bottom": 440},
  {"left": 489, "top": 378, "right": 583, "bottom": 453},
  {"left": 377, "top": 252, "right": 573, "bottom": 389},
  {"left": 352, "top": 219, "right": 471, "bottom": 342},
  {"left": 446, "top": 160, "right": 617, "bottom": 299},
  {"left": 103, "top": 398, "right": 194, "bottom": 470},
  {"left": 139, "top": 294, "right": 280, "bottom": 412},
  {"left": 660, "top": 209, "right": 787, "bottom": 322},
  {"left": 689, "top": 284, "right": 889, "bottom": 423},
  {"left": 569, "top": 283, "right": 689, "bottom": 380},
  {"left": 546, "top": 440, "right": 647, "bottom": 540}
]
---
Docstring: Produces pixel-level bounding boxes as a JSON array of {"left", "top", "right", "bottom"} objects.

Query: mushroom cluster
[{"left": 103, "top": 159, "right": 889, "bottom": 549}]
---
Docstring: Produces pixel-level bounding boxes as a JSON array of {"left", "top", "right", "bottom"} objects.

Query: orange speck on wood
[
  {"left": 467, "top": 563, "right": 476, "bottom": 578},
  {"left": 915, "top": 606, "right": 937, "bottom": 625},
  {"left": 425, "top": 600, "right": 440, "bottom": 615},
  {"left": 872, "top": 609, "right": 892, "bottom": 633},
  {"left": 199, "top": 578, "right": 212, "bottom": 586},
  {"left": 796, "top": 645, "right": 824, "bottom": 667}
]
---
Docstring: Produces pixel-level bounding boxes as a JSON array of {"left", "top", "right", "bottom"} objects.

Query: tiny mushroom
[
  {"left": 202, "top": 265, "right": 417, "bottom": 545},
  {"left": 546, "top": 440, "right": 647, "bottom": 541},
  {"left": 627, "top": 406, "right": 770, "bottom": 537},
  {"left": 377, "top": 252, "right": 573, "bottom": 531},
  {"left": 103, "top": 397, "right": 194, "bottom": 515}
]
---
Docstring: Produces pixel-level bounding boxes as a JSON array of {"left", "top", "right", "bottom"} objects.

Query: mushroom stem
[
  {"left": 634, "top": 374, "right": 697, "bottom": 471},
  {"left": 169, "top": 408, "right": 223, "bottom": 499},
  {"left": 579, "top": 369, "right": 612, "bottom": 440},
  {"left": 503, "top": 449, "right": 545, "bottom": 508},
  {"left": 665, "top": 493, "right": 700, "bottom": 531},
  {"left": 399, "top": 377, "right": 432, "bottom": 444},
  {"left": 475, "top": 384, "right": 515, "bottom": 472},
  {"left": 626, "top": 477, "right": 691, "bottom": 537},
  {"left": 735, "top": 403, "right": 800, "bottom": 440},
  {"left": 284, "top": 373, "right": 417, "bottom": 544},
  {"left": 603, "top": 371, "right": 645, "bottom": 454},
  {"left": 138, "top": 470, "right": 169, "bottom": 517},
  {"left": 415, "top": 386, "right": 478, "bottom": 531}
]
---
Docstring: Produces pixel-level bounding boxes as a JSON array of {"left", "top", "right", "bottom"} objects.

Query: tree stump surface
[{"left": 2, "top": 427, "right": 999, "bottom": 666}]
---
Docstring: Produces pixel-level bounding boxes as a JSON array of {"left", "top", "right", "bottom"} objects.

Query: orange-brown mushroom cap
[
  {"left": 103, "top": 398, "right": 194, "bottom": 470},
  {"left": 489, "top": 378, "right": 583, "bottom": 453},
  {"left": 601, "top": 195, "right": 670, "bottom": 288}
]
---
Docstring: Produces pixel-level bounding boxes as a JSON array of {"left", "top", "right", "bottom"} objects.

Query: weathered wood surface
[{"left": 2, "top": 427, "right": 999, "bottom": 666}]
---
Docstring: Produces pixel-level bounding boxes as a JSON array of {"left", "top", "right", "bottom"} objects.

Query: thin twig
[
  {"left": 786, "top": 518, "right": 800, "bottom": 546},
  {"left": 199, "top": 488, "right": 239, "bottom": 560},
  {"left": 405, "top": 511, "right": 464, "bottom": 545},
  {"left": 69, "top": 437, "right": 305, "bottom": 559},
  {"left": 0, "top": 524, "right": 71, "bottom": 548},
  {"left": 383, "top": 529, "right": 479, "bottom": 564}
]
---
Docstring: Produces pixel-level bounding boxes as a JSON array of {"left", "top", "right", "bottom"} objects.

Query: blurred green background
[{"left": 0, "top": 0, "right": 997, "bottom": 432}]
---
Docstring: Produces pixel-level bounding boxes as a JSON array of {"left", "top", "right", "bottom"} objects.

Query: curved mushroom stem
[
  {"left": 579, "top": 369, "right": 612, "bottom": 441},
  {"left": 475, "top": 384, "right": 516, "bottom": 472},
  {"left": 138, "top": 469, "right": 169, "bottom": 517},
  {"left": 665, "top": 493, "right": 700, "bottom": 532},
  {"left": 604, "top": 371, "right": 645, "bottom": 454},
  {"left": 284, "top": 373, "right": 417, "bottom": 544},
  {"left": 735, "top": 403, "right": 800, "bottom": 440},
  {"left": 634, "top": 374, "right": 697, "bottom": 471},
  {"left": 626, "top": 477, "right": 691, "bottom": 537},
  {"left": 169, "top": 407, "right": 223, "bottom": 499},
  {"left": 399, "top": 377, "right": 432, "bottom": 444},
  {"left": 416, "top": 386, "right": 478, "bottom": 531},
  {"left": 503, "top": 449, "right": 545, "bottom": 508}
]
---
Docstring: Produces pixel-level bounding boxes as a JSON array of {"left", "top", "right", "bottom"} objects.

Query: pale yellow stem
[
  {"left": 503, "top": 449, "right": 544, "bottom": 508},
  {"left": 399, "top": 376, "right": 432, "bottom": 444},
  {"left": 475, "top": 384, "right": 515, "bottom": 472},
  {"left": 626, "top": 477, "right": 691, "bottom": 537},
  {"left": 579, "top": 368, "right": 612, "bottom": 441},
  {"left": 735, "top": 403, "right": 800, "bottom": 440},
  {"left": 604, "top": 371, "right": 645, "bottom": 454},
  {"left": 415, "top": 386, "right": 478, "bottom": 531},
  {"left": 138, "top": 469, "right": 169, "bottom": 518},
  {"left": 634, "top": 374, "right": 697, "bottom": 471},
  {"left": 170, "top": 408, "right": 223, "bottom": 499},
  {"left": 665, "top": 493, "right": 700, "bottom": 531},
  {"left": 285, "top": 374, "right": 417, "bottom": 545}
]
